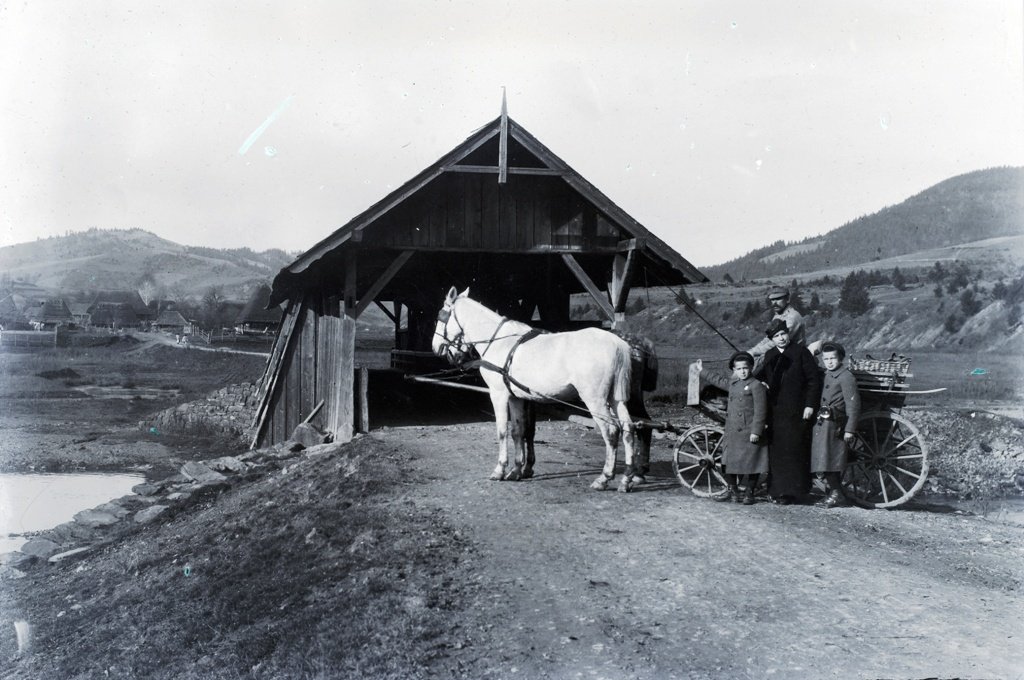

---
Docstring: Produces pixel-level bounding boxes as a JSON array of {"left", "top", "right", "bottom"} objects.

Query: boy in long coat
[
  {"left": 755, "top": 319, "right": 821, "bottom": 504},
  {"left": 811, "top": 341, "right": 861, "bottom": 507},
  {"left": 718, "top": 351, "right": 769, "bottom": 505}
]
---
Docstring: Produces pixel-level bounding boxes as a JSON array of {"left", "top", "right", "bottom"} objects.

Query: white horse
[{"left": 432, "top": 287, "right": 639, "bottom": 492}]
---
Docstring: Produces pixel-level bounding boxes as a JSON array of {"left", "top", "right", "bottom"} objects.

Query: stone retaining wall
[{"left": 142, "top": 382, "right": 260, "bottom": 442}]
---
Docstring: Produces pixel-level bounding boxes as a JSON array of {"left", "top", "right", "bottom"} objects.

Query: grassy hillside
[
  {"left": 0, "top": 229, "right": 294, "bottom": 301},
  {"left": 707, "top": 167, "right": 1024, "bottom": 281}
]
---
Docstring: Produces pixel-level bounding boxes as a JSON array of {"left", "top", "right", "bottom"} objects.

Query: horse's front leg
[
  {"left": 522, "top": 401, "right": 536, "bottom": 479},
  {"left": 614, "top": 400, "right": 637, "bottom": 493},
  {"left": 489, "top": 391, "right": 511, "bottom": 481},
  {"left": 503, "top": 398, "right": 527, "bottom": 481}
]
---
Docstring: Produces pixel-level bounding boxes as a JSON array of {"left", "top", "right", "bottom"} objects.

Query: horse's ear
[
  {"left": 446, "top": 287, "right": 458, "bottom": 303},
  {"left": 459, "top": 287, "right": 470, "bottom": 298}
]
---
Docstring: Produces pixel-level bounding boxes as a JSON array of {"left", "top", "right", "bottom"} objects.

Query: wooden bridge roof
[{"left": 270, "top": 114, "right": 706, "bottom": 306}]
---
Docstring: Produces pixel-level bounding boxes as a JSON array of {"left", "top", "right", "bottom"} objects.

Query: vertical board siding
[
  {"left": 362, "top": 173, "right": 604, "bottom": 251},
  {"left": 481, "top": 176, "right": 499, "bottom": 249},
  {"left": 299, "top": 299, "right": 317, "bottom": 425}
]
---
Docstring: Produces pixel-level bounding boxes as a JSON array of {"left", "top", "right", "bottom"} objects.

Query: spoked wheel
[
  {"left": 843, "top": 410, "right": 929, "bottom": 509},
  {"left": 673, "top": 425, "right": 729, "bottom": 498}
]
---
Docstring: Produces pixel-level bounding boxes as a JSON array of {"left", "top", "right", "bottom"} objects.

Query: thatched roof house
[
  {"left": 89, "top": 291, "right": 153, "bottom": 321},
  {"left": 153, "top": 309, "right": 189, "bottom": 331},
  {"left": 27, "top": 298, "right": 73, "bottom": 327},
  {"left": 235, "top": 284, "right": 283, "bottom": 333}
]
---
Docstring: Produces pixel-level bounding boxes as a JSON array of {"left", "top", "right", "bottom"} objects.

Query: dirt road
[{"left": 385, "top": 419, "right": 1023, "bottom": 679}]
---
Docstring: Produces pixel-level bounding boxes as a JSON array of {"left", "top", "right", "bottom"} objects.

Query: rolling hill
[
  {"left": 706, "top": 167, "right": 1024, "bottom": 281},
  {"left": 0, "top": 229, "right": 295, "bottom": 301}
]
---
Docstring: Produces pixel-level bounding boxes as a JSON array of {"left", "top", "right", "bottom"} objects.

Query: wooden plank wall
[
  {"left": 259, "top": 292, "right": 357, "bottom": 447},
  {"left": 366, "top": 174, "right": 621, "bottom": 252}
]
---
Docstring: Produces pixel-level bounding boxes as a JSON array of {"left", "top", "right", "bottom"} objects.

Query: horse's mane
[{"left": 458, "top": 296, "right": 535, "bottom": 335}]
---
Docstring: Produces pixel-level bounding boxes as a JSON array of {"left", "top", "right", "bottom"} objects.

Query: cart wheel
[
  {"left": 673, "top": 425, "right": 729, "bottom": 497},
  {"left": 843, "top": 410, "right": 929, "bottom": 509}
]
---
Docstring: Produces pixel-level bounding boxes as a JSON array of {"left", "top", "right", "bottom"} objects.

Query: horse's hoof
[
  {"left": 630, "top": 474, "right": 647, "bottom": 486},
  {"left": 618, "top": 479, "right": 633, "bottom": 493},
  {"left": 590, "top": 477, "right": 609, "bottom": 491},
  {"left": 521, "top": 468, "right": 534, "bottom": 480},
  {"left": 489, "top": 468, "right": 505, "bottom": 481},
  {"left": 504, "top": 468, "right": 522, "bottom": 482}
]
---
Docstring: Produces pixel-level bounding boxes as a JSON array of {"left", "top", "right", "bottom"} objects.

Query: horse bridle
[
  {"left": 435, "top": 299, "right": 512, "bottom": 364},
  {"left": 434, "top": 302, "right": 471, "bottom": 361}
]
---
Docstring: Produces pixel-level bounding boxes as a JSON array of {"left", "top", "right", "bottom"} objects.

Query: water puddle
[{"left": 0, "top": 472, "right": 145, "bottom": 553}]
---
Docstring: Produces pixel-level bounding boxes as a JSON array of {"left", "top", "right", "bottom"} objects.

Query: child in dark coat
[
  {"left": 811, "top": 341, "right": 861, "bottom": 507},
  {"left": 717, "top": 351, "right": 769, "bottom": 505}
]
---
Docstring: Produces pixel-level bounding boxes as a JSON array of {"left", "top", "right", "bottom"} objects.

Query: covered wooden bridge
[{"left": 251, "top": 107, "right": 707, "bottom": 448}]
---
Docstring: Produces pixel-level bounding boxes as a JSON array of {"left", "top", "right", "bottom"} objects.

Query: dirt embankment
[{"left": 3, "top": 418, "right": 1023, "bottom": 679}]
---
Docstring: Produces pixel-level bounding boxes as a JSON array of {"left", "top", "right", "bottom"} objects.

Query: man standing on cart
[{"left": 749, "top": 286, "right": 806, "bottom": 373}]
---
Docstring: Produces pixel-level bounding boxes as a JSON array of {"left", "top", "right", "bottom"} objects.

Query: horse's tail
[{"left": 613, "top": 342, "right": 633, "bottom": 403}]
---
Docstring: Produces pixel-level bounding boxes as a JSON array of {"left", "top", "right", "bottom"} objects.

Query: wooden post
[
  {"left": 333, "top": 314, "right": 356, "bottom": 443},
  {"left": 357, "top": 366, "right": 370, "bottom": 433},
  {"left": 610, "top": 245, "right": 637, "bottom": 332}
]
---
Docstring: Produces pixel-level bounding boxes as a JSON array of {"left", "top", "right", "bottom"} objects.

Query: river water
[{"left": 0, "top": 472, "right": 144, "bottom": 554}]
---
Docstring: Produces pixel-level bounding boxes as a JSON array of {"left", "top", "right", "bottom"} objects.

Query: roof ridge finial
[{"left": 498, "top": 87, "right": 509, "bottom": 184}]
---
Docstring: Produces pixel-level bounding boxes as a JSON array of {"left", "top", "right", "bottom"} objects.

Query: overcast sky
[{"left": 1, "top": 1, "right": 1021, "bottom": 267}]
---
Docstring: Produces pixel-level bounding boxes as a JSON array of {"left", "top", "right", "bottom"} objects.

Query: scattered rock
[
  {"left": 72, "top": 509, "right": 120, "bottom": 529},
  {"left": 94, "top": 501, "right": 131, "bottom": 519},
  {"left": 132, "top": 482, "right": 162, "bottom": 496},
  {"left": 20, "top": 538, "right": 61, "bottom": 559},
  {"left": 47, "top": 521, "right": 95, "bottom": 544},
  {"left": 180, "top": 462, "right": 227, "bottom": 485},
  {"left": 166, "top": 492, "right": 192, "bottom": 502},
  {"left": 134, "top": 505, "right": 169, "bottom": 524},
  {"left": 205, "top": 456, "right": 247, "bottom": 473},
  {"left": 291, "top": 423, "right": 329, "bottom": 448}
]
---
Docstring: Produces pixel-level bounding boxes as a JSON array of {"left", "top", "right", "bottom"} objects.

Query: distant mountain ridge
[
  {"left": 706, "top": 167, "right": 1024, "bottom": 280},
  {"left": 0, "top": 228, "right": 295, "bottom": 301}
]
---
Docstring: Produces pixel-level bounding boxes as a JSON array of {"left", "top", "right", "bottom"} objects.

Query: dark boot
[
  {"left": 715, "top": 486, "right": 740, "bottom": 502},
  {"left": 742, "top": 486, "right": 756, "bottom": 505}
]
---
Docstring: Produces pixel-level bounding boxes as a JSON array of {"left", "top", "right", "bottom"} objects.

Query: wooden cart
[{"left": 670, "top": 354, "right": 940, "bottom": 509}]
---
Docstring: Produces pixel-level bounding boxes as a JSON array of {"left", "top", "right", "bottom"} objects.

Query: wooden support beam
[
  {"left": 617, "top": 238, "right": 644, "bottom": 252},
  {"left": 353, "top": 250, "right": 414, "bottom": 319},
  {"left": 250, "top": 298, "right": 304, "bottom": 449},
  {"left": 561, "top": 253, "right": 615, "bottom": 321},
  {"left": 442, "top": 164, "right": 563, "bottom": 176},
  {"left": 344, "top": 249, "right": 357, "bottom": 315},
  {"left": 373, "top": 300, "right": 397, "bottom": 324},
  {"left": 611, "top": 248, "right": 638, "bottom": 313}
]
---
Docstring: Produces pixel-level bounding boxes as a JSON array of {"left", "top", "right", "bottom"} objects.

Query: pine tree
[
  {"left": 891, "top": 267, "right": 907, "bottom": 291},
  {"left": 838, "top": 272, "right": 871, "bottom": 317}
]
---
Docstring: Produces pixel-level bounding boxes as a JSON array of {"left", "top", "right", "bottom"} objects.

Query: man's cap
[
  {"left": 767, "top": 286, "right": 789, "bottom": 300},
  {"left": 765, "top": 319, "right": 788, "bottom": 338}
]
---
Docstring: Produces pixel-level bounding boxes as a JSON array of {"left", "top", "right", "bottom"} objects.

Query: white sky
[{"left": 1, "top": 1, "right": 1021, "bottom": 267}]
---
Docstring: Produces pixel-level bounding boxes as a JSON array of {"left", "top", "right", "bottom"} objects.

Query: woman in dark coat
[{"left": 756, "top": 319, "right": 822, "bottom": 504}]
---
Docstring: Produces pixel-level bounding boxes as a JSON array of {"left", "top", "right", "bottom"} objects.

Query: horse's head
[{"left": 432, "top": 286, "right": 472, "bottom": 363}]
